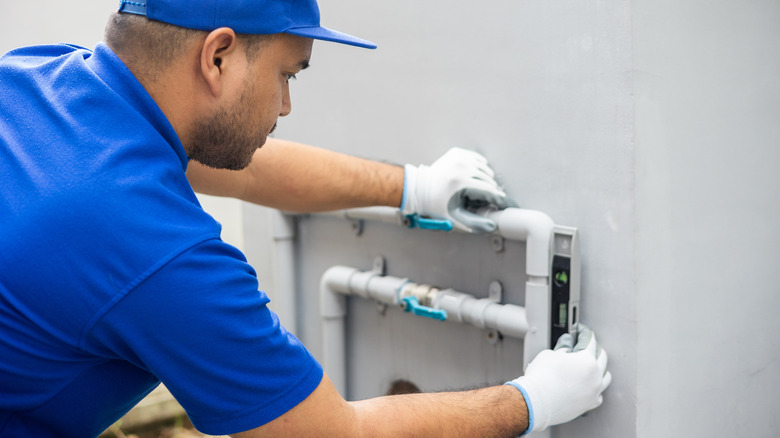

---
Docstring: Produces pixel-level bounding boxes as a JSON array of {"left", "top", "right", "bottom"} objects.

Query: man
[{"left": 0, "top": 0, "right": 611, "bottom": 436}]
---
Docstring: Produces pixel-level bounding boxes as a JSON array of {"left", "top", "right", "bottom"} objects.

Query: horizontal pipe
[
  {"left": 320, "top": 265, "right": 532, "bottom": 396},
  {"left": 320, "top": 207, "right": 554, "bottom": 278},
  {"left": 432, "top": 289, "right": 528, "bottom": 339},
  {"left": 322, "top": 267, "right": 530, "bottom": 339}
]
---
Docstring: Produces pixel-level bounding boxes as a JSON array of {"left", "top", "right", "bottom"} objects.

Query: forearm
[
  {"left": 234, "top": 374, "right": 528, "bottom": 438},
  {"left": 186, "top": 138, "right": 404, "bottom": 212},
  {"left": 351, "top": 385, "right": 528, "bottom": 438}
]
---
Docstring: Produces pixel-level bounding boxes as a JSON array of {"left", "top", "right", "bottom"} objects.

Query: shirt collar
[{"left": 85, "top": 42, "right": 189, "bottom": 171}]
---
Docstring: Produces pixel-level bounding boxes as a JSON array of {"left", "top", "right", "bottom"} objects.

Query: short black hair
[{"left": 105, "top": 13, "right": 274, "bottom": 73}]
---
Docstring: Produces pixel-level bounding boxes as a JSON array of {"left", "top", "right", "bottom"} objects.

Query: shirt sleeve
[{"left": 85, "top": 237, "right": 323, "bottom": 435}]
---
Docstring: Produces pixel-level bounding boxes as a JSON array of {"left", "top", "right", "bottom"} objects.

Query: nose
[{"left": 279, "top": 82, "right": 292, "bottom": 117}]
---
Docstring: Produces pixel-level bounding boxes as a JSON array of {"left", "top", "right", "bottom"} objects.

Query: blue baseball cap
[{"left": 117, "top": 0, "right": 377, "bottom": 49}]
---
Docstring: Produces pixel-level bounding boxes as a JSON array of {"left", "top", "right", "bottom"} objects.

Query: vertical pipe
[
  {"left": 322, "top": 315, "right": 347, "bottom": 396},
  {"left": 319, "top": 266, "right": 354, "bottom": 396},
  {"left": 522, "top": 278, "right": 551, "bottom": 371},
  {"left": 272, "top": 211, "right": 298, "bottom": 335}
]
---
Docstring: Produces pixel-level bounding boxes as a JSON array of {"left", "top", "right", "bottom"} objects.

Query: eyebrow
[{"left": 298, "top": 59, "right": 311, "bottom": 71}]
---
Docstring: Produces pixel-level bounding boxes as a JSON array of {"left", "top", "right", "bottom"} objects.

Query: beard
[{"left": 186, "top": 83, "right": 273, "bottom": 171}]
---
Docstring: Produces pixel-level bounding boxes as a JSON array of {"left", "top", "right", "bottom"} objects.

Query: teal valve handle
[
  {"left": 400, "top": 296, "right": 448, "bottom": 321},
  {"left": 405, "top": 214, "right": 454, "bottom": 232}
]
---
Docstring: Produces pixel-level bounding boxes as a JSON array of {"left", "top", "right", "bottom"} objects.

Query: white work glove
[
  {"left": 401, "top": 148, "right": 514, "bottom": 233},
  {"left": 506, "top": 324, "right": 612, "bottom": 435}
]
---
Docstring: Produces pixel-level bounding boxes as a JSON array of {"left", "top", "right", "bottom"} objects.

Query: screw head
[
  {"left": 490, "top": 235, "right": 505, "bottom": 252},
  {"left": 487, "top": 329, "right": 501, "bottom": 345},
  {"left": 373, "top": 256, "right": 386, "bottom": 274},
  {"left": 351, "top": 219, "right": 364, "bottom": 236},
  {"left": 488, "top": 281, "right": 502, "bottom": 302}
]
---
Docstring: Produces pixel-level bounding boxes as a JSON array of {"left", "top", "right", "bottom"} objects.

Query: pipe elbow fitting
[
  {"left": 320, "top": 265, "right": 353, "bottom": 318},
  {"left": 488, "top": 208, "right": 554, "bottom": 277}
]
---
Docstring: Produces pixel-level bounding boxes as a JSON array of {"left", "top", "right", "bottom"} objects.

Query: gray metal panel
[{"left": 294, "top": 216, "right": 527, "bottom": 400}]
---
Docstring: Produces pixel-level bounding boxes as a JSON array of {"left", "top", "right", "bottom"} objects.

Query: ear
[{"left": 199, "top": 27, "right": 239, "bottom": 98}]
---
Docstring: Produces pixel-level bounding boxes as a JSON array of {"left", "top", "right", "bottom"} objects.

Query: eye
[{"left": 285, "top": 73, "right": 297, "bottom": 84}]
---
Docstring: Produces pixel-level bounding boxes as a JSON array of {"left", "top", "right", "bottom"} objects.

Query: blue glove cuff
[
  {"left": 400, "top": 164, "right": 410, "bottom": 210},
  {"left": 505, "top": 381, "right": 534, "bottom": 436}
]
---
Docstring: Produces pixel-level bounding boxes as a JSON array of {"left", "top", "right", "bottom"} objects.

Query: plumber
[{"left": 0, "top": 0, "right": 611, "bottom": 436}]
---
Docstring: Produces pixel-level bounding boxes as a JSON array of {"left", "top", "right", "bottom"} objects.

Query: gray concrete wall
[
  {"left": 633, "top": 1, "right": 780, "bottom": 436},
  {"left": 0, "top": 0, "right": 112, "bottom": 52}
]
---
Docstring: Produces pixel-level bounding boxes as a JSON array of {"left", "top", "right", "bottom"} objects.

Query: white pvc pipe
[
  {"left": 522, "top": 280, "right": 552, "bottom": 371},
  {"left": 322, "top": 207, "right": 554, "bottom": 278},
  {"left": 272, "top": 211, "right": 298, "bottom": 336},
  {"left": 432, "top": 289, "right": 528, "bottom": 338},
  {"left": 486, "top": 209, "right": 555, "bottom": 277},
  {"left": 319, "top": 266, "right": 350, "bottom": 396},
  {"left": 320, "top": 265, "right": 409, "bottom": 396},
  {"left": 312, "top": 206, "right": 557, "bottom": 400},
  {"left": 320, "top": 265, "right": 532, "bottom": 396}
]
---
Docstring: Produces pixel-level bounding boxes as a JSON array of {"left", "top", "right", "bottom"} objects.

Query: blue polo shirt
[{"left": 0, "top": 43, "right": 323, "bottom": 437}]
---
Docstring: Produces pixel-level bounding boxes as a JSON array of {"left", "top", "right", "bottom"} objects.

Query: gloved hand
[
  {"left": 401, "top": 148, "right": 514, "bottom": 233},
  {"left": 506, "top": 324, "right": 612, "bottom": 435}
]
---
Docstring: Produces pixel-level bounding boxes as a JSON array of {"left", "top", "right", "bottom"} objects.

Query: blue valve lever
[
  {"left": 405, "top": 214, "right": 453, "bottom": 232},
  {"left": 400, "top": 296, "right": 448, "bottom": 321}
]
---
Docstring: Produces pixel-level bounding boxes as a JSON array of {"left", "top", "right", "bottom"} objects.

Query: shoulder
[{"left": 0, "top": 43, "right": 90, "bottom": 66}]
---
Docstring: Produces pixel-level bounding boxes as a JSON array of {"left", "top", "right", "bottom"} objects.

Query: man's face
[{"left": 187, "top": 34, "right": 312, "bottom": 170}]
